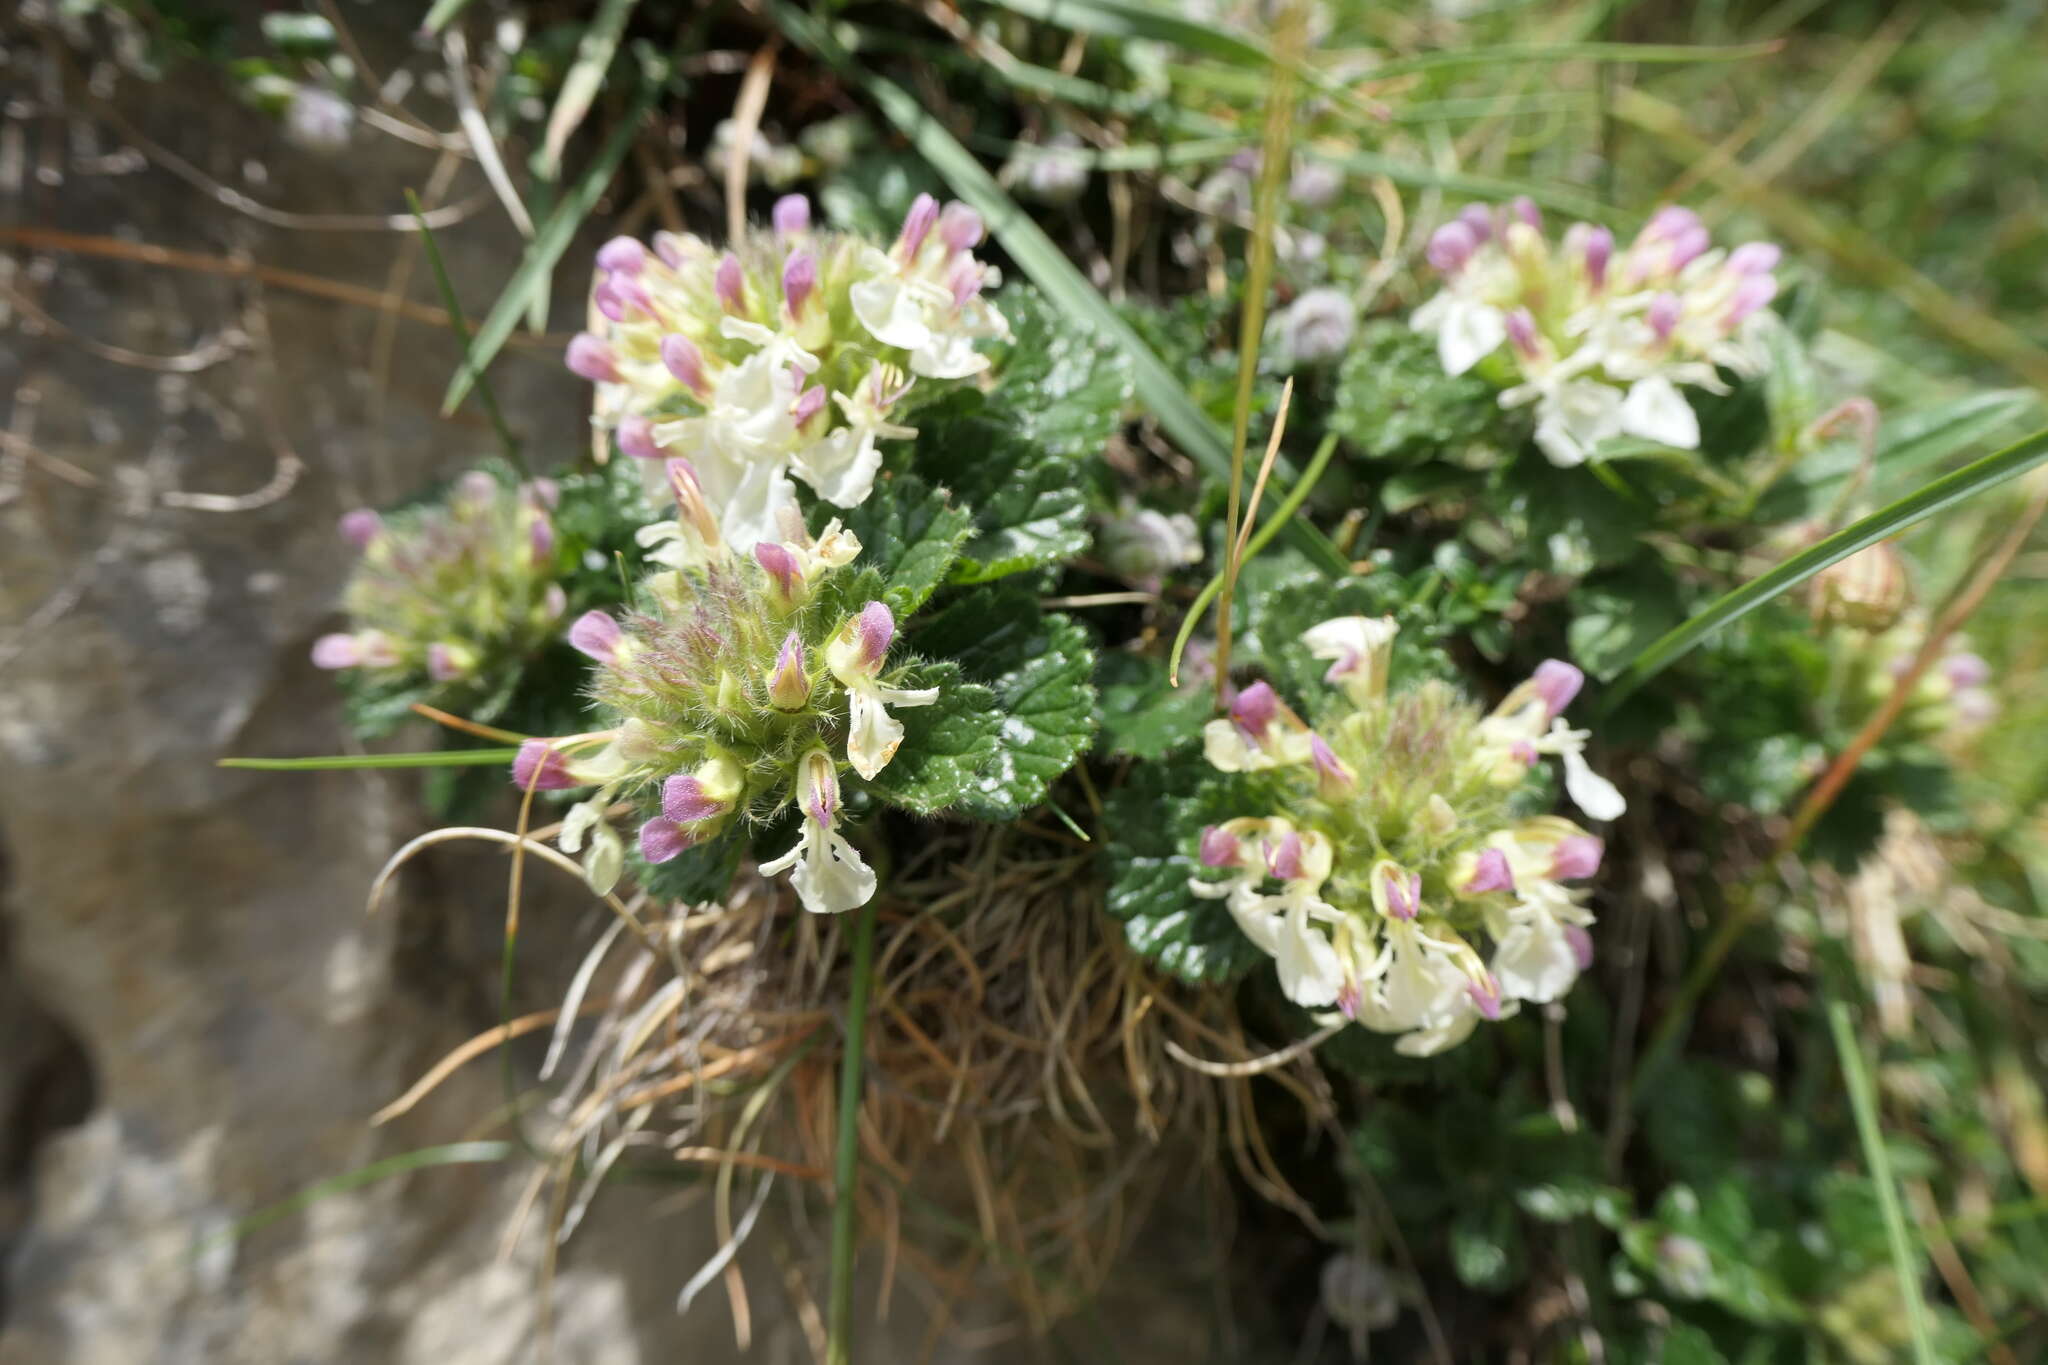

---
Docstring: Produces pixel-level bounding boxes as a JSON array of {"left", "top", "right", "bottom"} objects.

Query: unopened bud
[
  {"left": 768, "top": 631, "right": 812, "bottom": 710},
  {"left": 596, "top": 236, "right": 646, "bottom": 274},
  {"left": 782, "top": 249, "right": 817, "bottom": 318},
  {"left": 568, "top": 610, "right": 624, "bottom": 665},
  {"left": 1810, "top": 542, "right": 1909, "bottom": 631},
  {"left": 638, "top": 817, "right": 692, "bottom": 864},
  {"left": 1199, "top": 825, "right": 1241, "bottom": 868},
  {"left": 617, "top": 414, "right": 666, "bottom": 460},
  {"left": 661, "top": 334, "right": 710, "bottom": 397},
  {"left": 772, "top": 194, "right": 811, "bottom": 236},
  {"left": 1426, "top": 220, "right": 1479, "bottom": 274},
  {"left": 1461, "top": 847, "right": 1515, "bottom": 895},
  {"left": 1531, "top": 660, "right": 1584, "bottom": 719},
  {"left": 338, "top": 509, "right": 383, "bottom": 548},
  {"left": 897, "top": 193, "right": 939, "bottom": 260},
  {"left": 937, "top": 201, "right": 984, "bottom": 253},
  {"left": 427, "top": 641, "right": 476, "bottom": 682},
  {"left": 565, "top": 333, "right": 620, "bottom": 383},
  {"left": 513, "top": 739, "right": 581, "bottom": 791},
  {"left": 715, "top": 253, "right": 746, "bottom": 312}
]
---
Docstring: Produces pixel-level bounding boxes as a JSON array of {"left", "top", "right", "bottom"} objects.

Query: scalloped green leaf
[
  {"left": 822, "top": 474, "right": 973, "bottom": 616},
  {"left": 860, "top": 661, "right": 1002, "bottom": 815},
  {"left": 1099, "top": 753, "right": 1267, "bottom": 984},
  {"left": 910, "top": 587, "right": 1097, "bottom": 819},
  {"left": 984, "top": 285, "right": 1136, "bottom": 464}
]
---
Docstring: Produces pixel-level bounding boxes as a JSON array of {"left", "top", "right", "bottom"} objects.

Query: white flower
[
  {"left": 794, "top": 366, "right": 917, "bottom": 506},
  {"left": 1302, "top": 616, "right": 1398, "bottom": 704},
  {"left": 1528, "top": 378, "right": 1624, "bottom": 467},
  {"left": 825, "top": 601, "right": 938, "bottom": 780},
  {"left": 759, "top": 751, "right": 877, "bottom": 914},
  {"left": 1202, "top": 681, "right": 1315, "bottom": 772},
  {"left": 1618, "top": 374, "right": 1700, "bottom": 449},
  {"left": 1413, "top": 292, "right": 1507, "bottom": 376},
  {"left": 1491, "top": 884, "right": 1593, "bottom": 1004}
]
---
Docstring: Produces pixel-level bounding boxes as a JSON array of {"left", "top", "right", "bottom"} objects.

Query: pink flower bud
[
  {"left": 772, "top": 194, "right": 811, "bottom": 236},
  {"left": 617, "top": 415, "right": 666, "bottom": 461},
  {"left": 1457, "top": 203, "right": 1494, "bottom": 241},
  {"left": 1668, "top": 224, "right": 1711, "bottom": 272},
  {"left": 525, "top": 478, "right": 561, "bottom": 510},
  {"left": 769, "top": 631, "right": 811, "bottom": 710},
  {"left": 1510, "top": 196, "right": 1541, "bottom": 230},
  {"left": 853, "top": 600, "right": 895, "bottom": 671},
  {"left": 754, "top": 540, "right": 801, "bottom": 600},
  {"left": 665, "top": 458, "right": 721, "bottom": 547},
  {"left": 651, "top": 231, "right": 687, "bottom": 269},
  {"left": 801, "top": 753, "right": 840, "bottom": 829},
  {"left": 1727, "top": 242, "right": 1780, "bottom": 276},
  {"left": 1531, "top": 660, "right": 1585, "bottom": 719},
  {"left": 662, "top": 774, "right": 727, "bottom": 824},
  {"left": 1648, "top": 292, "right": 1682, "bottom": 341},
  {"left": 782, "top": 249, "right": 817, "bottom": 319},
  {"left": 512, "top": 739, "right": 580, "bottom": 791},
  {"left": 1582, "top": 225, "right": 1613, "bottom": 289},
  {"left": 639, "top": 817, "right": 692, "bottom": 864},
  {"left": 1264, "top": 831, "right": 1306, "bottom": 882},
  {"left": 1463, "top": 848, "right": 1515, "bottom": 894},
  {"left": 1309, "top": 734, "right": 1354, "bottom": 793},
  {"left": 1198, "top": 825, "right": 1241, "bottom": 868},
  {"left": 790, "top": 384, "right": 828, "bottom": 427},
  {"left": 1551, "top": 836, "right": 1604, "bottom": 881},
  {"left": 592, "top": 279, "right": 630, "bottom": 322},
  {"left": 1943, "top": 652, "right": 1992, "bottom": 689},
  {"left": 946, "top": 259, "right": 985, "bottom": 308},
  {"left": 1642, "top": 205, "right": 1699, "bottom": 244},
  {"left": 938, "top": 201, "right": 984, "bottom": 253},
  {"left": 565, "top": 333, "right": 620, "bottom": 383},
  {"left": 1565, "top": 924, "right": 1595, "bottom": 970},
  {"left": 1382, "top": 867, "right": 1421, "bottom": 921},
  {"left": 543, "top": 584, "right": 568, "bottom": 619},
  {"left": 1468, "top": 974, "right": 1505, "bottom": 1021},
  {"left": 338, "top": 509, "right": 382, "bottom": 548},
  {"left": 1426, "top": 221, "right": 1479, "bottom": 274},
  {"left": 568, "top": 610, "right": 623, "bottom": 664},
  {"left": 596, "top": 236, "right": 646, "bottom": 274},
  {"left": 310, "top": 633, "right": 361, "bottom": 669},
  {"left": 897, "top": 193, "right": 939, "bottom": 259},
  {"left": 457, "top": 470, "right": 498, "bottom": 505},
  {"left": 660, "top": 334, "right": 710, "bottom": 397},
  {"left": 1230, "top": 680, "right": 1280, "bottom": 740},
  {"left": 358, "top": 631, "right": 401, "bottom": 669},
  {"left": 426, "top": 642, "right": 469, "bottom": 682},
  {"left": 715, "top": 253, "right": 745, "bottom": 312},
  {"left": 528, "top": 514, "right": 554, "bottom": 563},
  {"left": 1725, "top": 274, "right": 1777, "bottom": 326},
  {"left": 1506, "top": 308, "right": 1540, "bottom": 359}
]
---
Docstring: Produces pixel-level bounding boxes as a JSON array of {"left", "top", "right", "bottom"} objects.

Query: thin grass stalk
[
  {"left": 405, "top": 190, "right": 526, "bottom": 472},
  {"left": 1212, "top": 1, "right": 1304, "bottom": 705},
  {"left": 1827, "top": 1000, "right": 1939, "bottom": 1365},
  {"left": 828, "top": 893, "right": 883, "bottom": 1364}
]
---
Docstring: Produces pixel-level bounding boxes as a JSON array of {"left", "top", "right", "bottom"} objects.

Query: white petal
[
  {"left": 788, "top": 828, "right": 877, "bottom": 914},
  {"left": 1562, "top": 747, "right": 1627, "bottom": 822},
  {"left": 759, "top": 835, "right": 805, "bottom": 877},
  {"left": 910, "top": 331, "right": 990, "bottom": 380},
  {"left": 1493, "top": 915, "right": 1579, "bottom": 1004},
  {"left": 874, "top": 684, "right": 939, "bottom": 708},
  {"left": 1438, "top": 300, "right": 1507, "bottom": 376},
  {"left": 1619, "top": 375, "right": 1701, "bottom": 449},
  {"left": 1202, "top": 719, "right": 1261, "bottom": 773},
  {"left": 1394, "top": 1001, "right": 1481, "bottom": 1056},
  {"left": 710, "top": 460, "right": 800, "bottom": 555},
  {"left": 846, "top": 687, "right": 906, "bottom": 780},
  {"left": 1535, "top": 381, "right": 1623, "bottom": 467},
  {"left": 850, "top": 274, "right": 932, "bottom": 350},
  {"left": 1272, "top": 907, "right": 1345, "bottom": 1008},
  {"left": 792, "top": 427, "right": 884, "bottom": 508}
]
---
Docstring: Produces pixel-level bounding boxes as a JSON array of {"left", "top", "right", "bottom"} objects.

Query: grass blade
[
  {"left": 826, "top": 895, "right": 882, "bottom": 1365},
  {"left": 441, "top": 81, "right": 659, "bottom": 415},
  {"left": 214, "top": 1141, "right": 515, "bottom": 1245},
  {"left": 772, "top": 2, "right": 1347, "bottom": 577},
  {"left": 1827, "top": 1001, "right": 1938, "bottom": 1365},
  {"left": 220, "top": 749, "right": 522, "bottom": 771},
  {"left": 969, "top": 0, "right": 1275, "bottom": 65},
  {"left": 1601, "top": 425, "right": 2048, "bottom": 707},
  {"left": 1359, "top": 38, "right": 1784, "bottom": 81},
  {"left": 406, "top": 190, "right": 524, "bottom": 471},
  {"left": 421, "top": 0, "right": 477, "bottom": 35},
  {"left": 539, "top": 0, "right": 641, "bottom": 179}
]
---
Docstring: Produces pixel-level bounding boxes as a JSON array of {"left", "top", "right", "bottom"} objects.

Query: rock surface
[{"left": 0, "top": 7, "right": 1246, "bottom": 1364}]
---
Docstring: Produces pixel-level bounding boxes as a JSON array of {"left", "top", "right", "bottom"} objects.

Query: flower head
[{"left": 1412, "top": 200, "right": 1784, "bottom": 466}]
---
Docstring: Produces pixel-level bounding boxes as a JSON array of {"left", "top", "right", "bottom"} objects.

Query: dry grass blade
[{"left": 725, "top": 41, "right": 783, "bottom": 244}]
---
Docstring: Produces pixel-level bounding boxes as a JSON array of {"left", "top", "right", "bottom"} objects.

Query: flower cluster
[
  {"left": 311, "top": 471, "right": 566, "bottom": 687},
  {"left": 564, "top": 193, "right": 1008, "bottom": 550},
  {"left": 512, "top": 460, "right": 936, "bottom": 915},
  {"left": 1413, "top": 201, "right": 1783, "bottom": 467},
  {"left": 1190, "top": 618, "right": 1626, "bottom": 1055}
]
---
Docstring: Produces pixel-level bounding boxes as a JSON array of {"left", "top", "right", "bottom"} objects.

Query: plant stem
[
  {"left": 826, "top": 894, "right": 882, "bottom": 1365},
  {"left": 405, "top": 189, "right": 525, "bottom": 473},
  {"left": 1828, "top": 1000, "right": 1938, "bottom": 1365}
]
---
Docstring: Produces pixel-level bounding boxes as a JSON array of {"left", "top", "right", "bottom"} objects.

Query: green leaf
[
  {"left": 1567, "top": 561, "right": 1688, "bottom": 682},
  {"left": 985, "top": 286, "right": 1136, "bottom": 463},
  {"left": 1100, "top": 754, "right": 1268, "bottom": 983},
  {"left": 824, "top": 475, "right": 973, "bottom": 616},
  {"left": 1330, "top": 321, "right": 1506, "bottom": 467},
  {"left": 861, "top": 663, "right": 1002, "bottom": 815},
  {"left": 1094, "top": 650, "right": 1212, "bottom": 760},
  {"left": 910, "top": 588, "right": 1097, "bottom": 819},
  {"left": 635, "top": 827, "right": 746, "bottom": 906},
  {"left": 1603, "top": 424, "right": 2048, "bottom": 708},
  {"left": 769, "top": 2, "right": 1348, "bottom": 577},
  {"left": 440, "top": 80, "right": 657, "bottom": 414}
]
